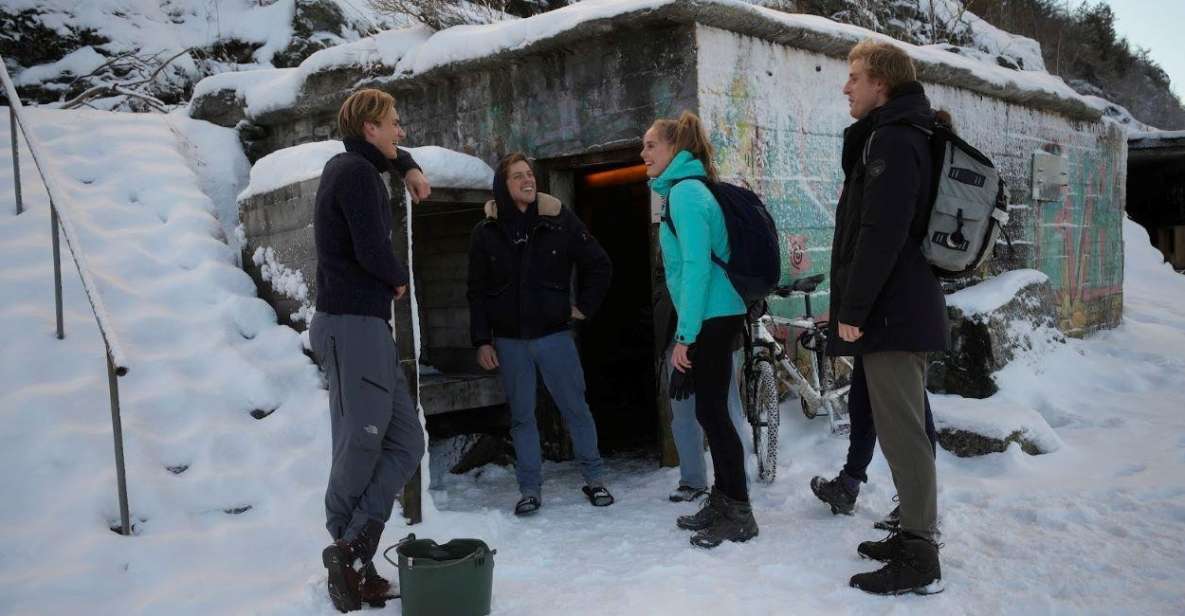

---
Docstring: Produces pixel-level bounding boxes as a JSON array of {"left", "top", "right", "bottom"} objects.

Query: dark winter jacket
[
  {"left": 314, "top": 137, "right": 422, "bottom": 320},
  {"left": 827, "top": 82, "right": 949, "bottom": 356},
  {"left": 466, "top": 176, "right": 612, "bottom": 346}
]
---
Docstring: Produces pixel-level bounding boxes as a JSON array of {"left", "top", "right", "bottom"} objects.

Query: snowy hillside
[
  {"left": 1, "top": 0, "right": 410, "bottom": 109},
  {"left": 2, "top": 105, "right": 1185, "bottom": 613}
]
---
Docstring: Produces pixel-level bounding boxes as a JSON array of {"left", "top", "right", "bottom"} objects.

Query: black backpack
[{"left": 662, "top": 177, "right": 782, "bottom": 305}]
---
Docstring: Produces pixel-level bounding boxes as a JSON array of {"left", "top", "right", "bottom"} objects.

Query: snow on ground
[
  {"left": 238, "top": 140, "right": 495, "bottom": 200},
  {"left": 3, "top": 109, "right": 1185, "bottom": 614}
]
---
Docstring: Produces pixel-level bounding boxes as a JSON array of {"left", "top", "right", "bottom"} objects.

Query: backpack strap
[
  {"left": 662, "top": 176, "right": 728, "bottom": 270},
  {"left": 861, "top": 120, "right": 935, "bottom": 166},
  {"left": 661, "top": 176, "right": 710, "bottom": 236}
]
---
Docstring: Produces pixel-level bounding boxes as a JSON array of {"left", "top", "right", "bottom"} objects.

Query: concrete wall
[
  {"left": 695, "top": 25, "right": 1126, "bottom": 334},
  {"left": 245, "top": 24, "right": 700, "bottom": 167},
  {"left": 239, "top": 176, "right": 322, "bottom": 329}
]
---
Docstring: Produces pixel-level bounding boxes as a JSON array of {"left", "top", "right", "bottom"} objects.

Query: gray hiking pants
[
  {"left": 863, "top": 351, "right": 939, "bottom": 540},
  {"left": 310, "top": 312, "right": 425, "bottom": 543}
]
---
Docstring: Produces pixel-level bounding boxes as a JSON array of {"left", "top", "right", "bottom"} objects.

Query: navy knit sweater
[{"left": 314, "top": 137, "right": 420, "bottom": 319}]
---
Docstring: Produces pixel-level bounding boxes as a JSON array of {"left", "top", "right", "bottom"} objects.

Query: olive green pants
[{"left": 863, "top": 351, "right": 938, "bottom": 540}]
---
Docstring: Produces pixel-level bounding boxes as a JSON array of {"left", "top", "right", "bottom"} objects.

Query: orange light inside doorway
[{"left": 581, "top": 164, "right": 648, "bottom": 188}]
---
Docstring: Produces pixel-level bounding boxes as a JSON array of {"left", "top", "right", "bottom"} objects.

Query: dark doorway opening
[{"left": 572, "top": 160, "right": 658, "bottom": 455}]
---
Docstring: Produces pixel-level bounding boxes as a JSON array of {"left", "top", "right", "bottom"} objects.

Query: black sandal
[
  {"left": 582, "top": 485, "right": 615, "bottom": 507},
  {"left": 514, "top": 495, "right": 541, "bottom": 516}
]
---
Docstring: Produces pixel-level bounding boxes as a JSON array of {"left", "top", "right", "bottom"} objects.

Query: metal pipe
[
  {"left": 108, "top": 352, "right": 131, "bottom": 536},
  {"left": 51, "top": 204, "right": 63, "bottom": 339},
  {"left": 10, "top": 107, "right": 21, "bottom": 215},
  {"left": 0, "top": 55, "right": 128, "bottom": 372}
]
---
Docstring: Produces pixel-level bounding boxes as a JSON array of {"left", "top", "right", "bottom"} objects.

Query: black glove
[
  {"left": 670, "top": 365, "right": 695, "bottom": 401},
  {"left": 669, "top": 345, "right": 696, "bottom": 401}
]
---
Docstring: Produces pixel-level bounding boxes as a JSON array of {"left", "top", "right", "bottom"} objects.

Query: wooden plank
[{"left": 419, "top": 374, "right": 506, "bottom": 415}]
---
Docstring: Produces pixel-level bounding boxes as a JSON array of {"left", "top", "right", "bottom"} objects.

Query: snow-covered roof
[
  {"left": 192, "top": 0, "right": 1102, "bottom": 124},
  {"left": 1128, "top": 130, "right": 1185, "bottom": 147},
  {"left": 238, "top": 140, "right": 494, "bottom": 201}
]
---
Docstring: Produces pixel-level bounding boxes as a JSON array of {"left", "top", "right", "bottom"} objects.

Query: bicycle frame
[{"left": 744, "top": 312, "right": 852, "bottom": 434}]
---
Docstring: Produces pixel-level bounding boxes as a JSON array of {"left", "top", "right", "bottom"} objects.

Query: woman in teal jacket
[{"left": 643, "top": 111, "right": 758, "bottom": 549}]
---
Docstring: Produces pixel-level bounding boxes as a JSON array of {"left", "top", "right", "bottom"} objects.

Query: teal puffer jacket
[{"left": 652, "top": 150, "right": 745, "bottom": 345}]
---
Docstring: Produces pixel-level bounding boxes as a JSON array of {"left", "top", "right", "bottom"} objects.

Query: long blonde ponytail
[{"left": 650, "top": 111, "right": 718, "bottom": 182}]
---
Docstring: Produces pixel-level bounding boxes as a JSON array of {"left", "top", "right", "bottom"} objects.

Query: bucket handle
[
  {"left": 382, "top": 534, "right": 497, "bottom": 570},
  {"left": 403, "top": 546, "right": 496, "bottom": 570},
  {"left": 382, "top": 533, "right": 417, "bottom": 569}
]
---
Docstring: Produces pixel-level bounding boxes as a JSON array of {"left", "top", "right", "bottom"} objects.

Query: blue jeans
[
  {"left": 669, "top": 351, "right": 748, "bottom": 490},
  {"left": 495, "top": 332, "right": 605, "bottom": 499}
]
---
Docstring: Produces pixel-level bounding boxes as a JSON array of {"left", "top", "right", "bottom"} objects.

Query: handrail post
[
  {"left": 108, "top": 351, "right": 131, "bottom": 536},
  {"left": 50, "top": 203, "right": 64, "bottom": 339},
  {"left": 9, "top": 107, "right": 21, "bottom": 215}
]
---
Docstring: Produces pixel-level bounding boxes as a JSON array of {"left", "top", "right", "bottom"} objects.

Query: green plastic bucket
[{"left": 396, "top": 536, "right": 495, "bottom": 616}]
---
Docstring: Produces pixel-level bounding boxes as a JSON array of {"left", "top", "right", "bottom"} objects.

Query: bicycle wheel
[{"left": 747, "top": 357, "right": 780, "bottom": 483}]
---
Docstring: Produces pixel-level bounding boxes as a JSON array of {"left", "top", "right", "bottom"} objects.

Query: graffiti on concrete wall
[{"left": 695, "top": 25, "right": 1126, "bottom": 332}]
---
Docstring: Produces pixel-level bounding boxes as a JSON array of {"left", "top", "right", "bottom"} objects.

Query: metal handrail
[{"left": 1, "top": 56, "right": 133, "bottom": 535}]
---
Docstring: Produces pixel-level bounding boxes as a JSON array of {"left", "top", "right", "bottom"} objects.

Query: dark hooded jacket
[
  {"left": 314, "top": 138, "right": 421, "bottom": 319},
  {"left": 466, "top": 167, "right": 612, "bottom": 346},
  {"left": 827, "top": 81, "right": 950, "bottom": 356}
]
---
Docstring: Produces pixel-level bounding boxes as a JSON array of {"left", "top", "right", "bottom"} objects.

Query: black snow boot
[
  {"left": 874, "top": 495, "right": 901, "bottom": 530},
  {"left": 857, "top": 530, "right": 905, "bottom": 562},
  {"left": 322, "top": 540, "right": 363, "bottom": 612},
  {"left": 850, "top": 532, "right": 944, "bottom": 596},
  {"left": 676, "top": 487, "right": 726, "bottom": 531},
  {"left": 323, "top": 520, "right": 385, "bottom": 613},
  {"left": 810, "top": 471, "right": 859, "bottom": 515},
  {"left": 690, "top": 492, "right": 759, "bottom": 549},
  {"left": 359, "top": 561, "right": 396, "bottom": 608}
]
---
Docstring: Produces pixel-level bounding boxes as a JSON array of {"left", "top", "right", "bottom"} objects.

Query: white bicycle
[{"left": 742, "top": 274, "right": 853, "bottom": 483}]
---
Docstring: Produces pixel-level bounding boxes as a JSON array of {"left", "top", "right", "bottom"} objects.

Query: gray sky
[{"left": 1094, "top": 0, "right": 1185, "bottom": 103}]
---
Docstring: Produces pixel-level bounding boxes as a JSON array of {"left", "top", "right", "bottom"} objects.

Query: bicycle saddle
[{"left": 774, "top": 273, "right": 825, "bottom": 296}]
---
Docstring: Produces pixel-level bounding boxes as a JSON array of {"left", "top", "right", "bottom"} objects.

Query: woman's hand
[{"left": 671, "top": 342, "right": 693, "bottom": 373}]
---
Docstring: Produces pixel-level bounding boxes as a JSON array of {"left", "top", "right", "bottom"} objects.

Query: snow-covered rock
[
  {"left": 933, "top": 393, "right": 1062, "bottom": 457},
  {"left": 929, "top": 269, "right": 1066, "bottom": 398},
  {"left": 2, "top": 0, "right": 410, "bottom": 108}
]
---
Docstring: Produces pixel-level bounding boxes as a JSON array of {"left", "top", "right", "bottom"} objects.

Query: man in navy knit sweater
[{"left": 308, "top": 88, "right": 431, "bottom": 612}]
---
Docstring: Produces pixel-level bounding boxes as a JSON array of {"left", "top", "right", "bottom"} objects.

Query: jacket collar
[
  {"left": 343, "top": 137, "right": 391, "bottom": 172},
  {"left": 868, "top": 81, "right": 933, "bottom": 129},
  {"left": 483, "top": 193, "right": 562, "bottom": 219},
  {"left": 648, "top": 150, "right": 708, "bottom": 199}
]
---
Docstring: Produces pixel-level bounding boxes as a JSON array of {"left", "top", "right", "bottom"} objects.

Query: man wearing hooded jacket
[
  {"left": 467, "top": 152, "right": 614, "bottom": 515},
  {"left": 828, "top": 40, "right": 949, "bottom": 595}
]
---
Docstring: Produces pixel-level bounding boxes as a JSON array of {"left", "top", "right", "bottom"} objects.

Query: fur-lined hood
[{"left": 483, "top": 193, "right": 562, "bottom": 219}]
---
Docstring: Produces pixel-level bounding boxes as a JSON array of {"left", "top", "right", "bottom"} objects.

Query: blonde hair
[
  {"left": 337, "top": 88, "right": 395, "bottom": 139},
  {"left": 649, "top": 111, "right": 718, "bottom": 182},
  {"left": 848, "top": 38, "right": 917, "bottom": 92}
]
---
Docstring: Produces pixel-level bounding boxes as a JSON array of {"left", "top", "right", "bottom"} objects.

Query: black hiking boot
[
  {"left": 858, "top": 530, "right": 904, "bottom": 562},
  {"left": 676, "top": 488, "right": 725, "bottom": 531},
  {"left": 323, "top": 520, "right": 385, "bottom": 613},
  {"left": 810, "top": 472, "right": 858, "bottom": 515},
  {"left": 874, "top": 497, "right": 901, "bottom": 531},
  {"left": 322, "top": 540, "right": 363, "bottom": 612},
  {"left": 850, "top": 533, "right": 944, "bottom": 596},
  {"left": 690, "top": 492, "right": 759, "bottom": 549},
  {"left": 359, "top": 562, "right": 396, "bottom": 608}
]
